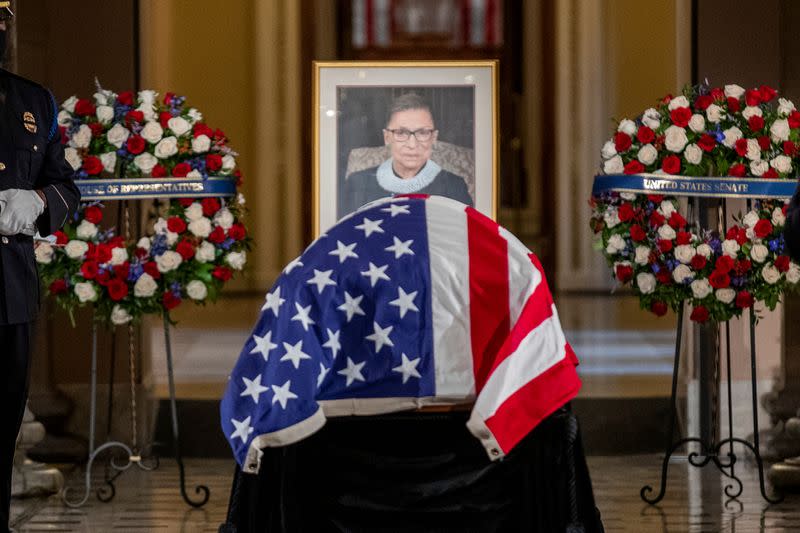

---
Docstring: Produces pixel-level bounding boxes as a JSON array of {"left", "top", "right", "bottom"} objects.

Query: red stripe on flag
[
  {"left": 467, "top": 206, "right": 509, "bottom": 392},
  {"left": 366, "top": 0, "right": 374, "bottom": 46},
  {"left": 397, "top": 193, "right": 430, "bottom": 200},
  {"left": 486, "top": 0, "right": 497, "bottom": 45},
  {"left": 485, "top": 349, "right": 582, "bottom": 453}
]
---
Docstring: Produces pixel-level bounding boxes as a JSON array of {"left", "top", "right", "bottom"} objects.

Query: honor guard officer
[{"left": 0, "top": 2, "right": 80, "bottom": 531}]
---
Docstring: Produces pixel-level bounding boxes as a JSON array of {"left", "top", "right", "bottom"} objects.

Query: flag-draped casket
[{"left": 221, "top": 195, "right": 581, "bottom": 473}]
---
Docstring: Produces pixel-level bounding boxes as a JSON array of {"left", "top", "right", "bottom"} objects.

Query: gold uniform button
[
  {"left": 0, "top": 162, "right": 5, "bottom": 171},
  {"left": 33, "top": 145, "right": 38, "bottom": 151},
  {"left": 1, "top": 237, "right": 8, "bottom": 244}
]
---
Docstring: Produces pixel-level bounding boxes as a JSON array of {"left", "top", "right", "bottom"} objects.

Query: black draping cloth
[{"left": 220, "top": 406, "right": 604, "bottom": 533}]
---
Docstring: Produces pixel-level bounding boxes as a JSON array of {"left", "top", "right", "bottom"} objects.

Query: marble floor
[{"left": 9, "top": 454, "right": 800, "bottom": 532}]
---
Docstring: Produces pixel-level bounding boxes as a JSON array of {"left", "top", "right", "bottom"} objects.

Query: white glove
[{"left": 0, "top": 189, "right": 45, "bottom": 236}]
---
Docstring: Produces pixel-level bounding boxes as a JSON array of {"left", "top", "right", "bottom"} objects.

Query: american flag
[{"left": 221, "top": 195, "right": 581, "bottom": 473}]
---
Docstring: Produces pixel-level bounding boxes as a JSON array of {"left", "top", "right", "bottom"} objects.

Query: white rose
[
  {"left": 192, "top": 134, "right": 211, "bottom": 153},
  {"left": 62, "top": 96, "right": 78, "bottom": 113},
  {"left": 722, "top": 239, "right": 740, "bottom": 257},
  {"left": 751, "top": 243, "right": 769, "bottom": 263},
  {"left": 772, "top": 207, "right": 786, "bottom": 227},
  {"left": 742, "top": 106, "right": 763, "bottom": 120},
  {"left": 659, "top": 200, "right": 676, "bottom": 217},
  {"left": 222, "top": 154, "right": 236, "bottom": 172},
  {"left": 93, "top": 91, "right": 109, "bottom": 106},
  {"left": 696, "top": 244, "right": 712, "bottom": 258},
  {"left": 603, "top": 155, "right": 624, "bottom": 174},
  {"left": 110, "top": 247, "right": 129, "bottom": 266},
  {"left": 668, "top": 95, "right": 690, "bottom": 110},
  {"left": 166, "top": 231, "right": 178, "bottom": 246},
  {"left": 620, "top": 193, "right": 637, "bottom": 200},
  {"left": 635, "top": 246, "right": 650, "bottom": 265},
  {"left": 664, "top": 125, "right": 689, "bottom": 153},
  {"left": 64, "top": 147, "right": 82, "bottom": 171},
  {"left": 771, "top": 118, "right": 790, "bottom": 143},
  {"left": 100, "top": 152, "right": 116, "bottom": 173},
  {"left": 778, "top": 98, "right": 796, "bottom": 116},
  {"left": 716, "top": 288, "right": 736, "bottom": 303},
  {"left": 745, "top": 138, "right": 761, "bottom": 161},
  {"left": 636, "top": 273, "right": 656, "bottom": 294},
  {"left": 74, "top": 282, "right": 98, "bottom": 303},
  {"left": 226, "top": 251, "right": 247, "bottom": 271},
  {"left": 188, "top": 217, "right": 212, "bottom": 238},
  {"left": 134, "top": 152, "right": 158, "bottom": 174},
  {"left": 771, "top": 155, "right": 793, "bottom": 174},
  {"left": 642, "top": 107, "right": 661, "bottom": 129},
  {"left": 688, "top": 114, "right": 705, "bottom": 133},
  {"left": 111, "top": 305, "right": 133, "bottom": 326},
  {"left": 724, "top": 84, "right": 745, "bottom": 99},
  {"left": 603, "top": 208, "right": 620, "bottom": 229},
  {"left": 76, "top": 220, "right": 98, "bottom": 240},
  {"left": 70, "top": 124, "right": 92, "bottom": 149},
  {"left": 196, "top": 241, "right": 216, "bottom": 263},
  {"left": 750, "top": 160, "right": 769, "bottom": 177},
  {"left": 134, "top": 273, "right": 157, "bottom": 298},
  {"left": 213, "top": 208, "right": 234, "bottom": 229},
  {"left": 167, "top": 116, "right": 192, "bottom": 136},
  {"left": 186, "top": 280, "right": 208, "bottom": 301},
  {"left": 138, "top": 89, "right": 157, "bottom": 104},
  {"left": 658, "top": 224, "right": 676, "bottom": 240},
  {"left": 107, "top": 123, "right": 130, "bottom": 148},
  {"left": 137, "top": 237, "right": 151, "bottom": 251},
  {"left": 618, "top": 119, "right": 637, "bottom": 135},
  {"left": 57, "top": 110, "right": 72, "bottom": 126},
  {"left": 153, "top": 217, "right": 168, "bottom": 234},
  {"left": 185, "top": 203, "right": 204, "bottom": 221},
  {"left": 684, "top": 143, "right": 703, "bottom": 165},
  {"left": 186, "top": 169, "right": 202, "bottom": 179},
  {"left": 743, "top": 211, "right": 760, "bottom": 228},
  {"left": 722, "top": 127, "right": 743, "bottom": 148},
  {"left": 237, "top": 193, "right": 246, "bottom": 205},
  {"left": 672, "top": 264, "right": 694, "bottom": 283},
  {"left": 35, "top": 243, "right": 54, "bottom": 264},
  {"left": 156, "top": 250, "right": 183, "bottom": 273},
  {"left": 746, "top": 227, "right": 756, "bottom": 240},
  {"left": 605, "top": 234, "right": 626, "bottom": 254},
  {"left": 691, "top": 279, "right": 713, "bottom": 299},
  {"left": 675, "top": 245, "right": 695, "bottom": 264},
  {"left": 763, "top": 264, "right": 781, "bottom": 284},
  {"left": 96, "top": 105, "right": 114, "bottom": 124},
  {"left": 638, "top": 144, "right": 658, "bottom": 165},
  {"left": 65, "top": 240, "right": 89, "bottom": 259},
  {"left": 187, "top": 108, "right": 203, "bottom": 123},
  {"left": 706, "top": 104, "right": 724, "bottom": 123},
  {"left": 141, "top": 121, "right": 164, "bottom": 144},
  {"left": 154, "top": 136, "right": 178, "bottom": 159},
  {"left": 137, "top": 103, "right": 155, "bottom": 121},
  {"left": 787, "top": 263, "right": 800, "bottom": 284}
]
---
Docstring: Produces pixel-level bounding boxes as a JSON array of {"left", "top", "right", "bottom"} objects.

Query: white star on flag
[
  {"left": 338, "top": 357, "right": 366, "bottom": 386},
  {"left": 280, "top": 340, "right": 312, "bottom": 369},
  {"left": 381, "top": 203, "right": 411, "bottom": 217},
  {"left": 392, "top": 353, "right": 422, "bottom": 384},
  {"left": 389, "top": 286, "right": 419, "bottom": 318},
  {"left": 291, "top": 302, "right": 316, "bottom": 331},
  {"left": 365, "top": 321, "right": 394, "bottom": 353},
  {"left": 322, "top": 328, "right": 341, "bottom": 359},
  {"left": 306, "top": 268, "right": 336, "bottom": 294},
  {"left": 271, "top": 380, "right": 298, "bottom": 409},
  {"left": 283, "top": 257, "right": 304, "bottom": 274},
  {"left": 317, "top": 363, "right": 330, "bottom": 387},
  {"left": 354, "top": 217, "right": 385, "bottom": 237},
  {"left": 230, "top": 416, "right": 254, "bottom": 443},
  {"left": 361, "top": 262, "right": 390, "bottom": 287},
  {"left": 250, "top": 331, "right": 278, "bottom": 361},
  {"left": 385, "top": 236, "right": 414, "bottom": 258},
  {"left": 337, "top": 291, "right": 366, "bottom": 322},
  {"left": 261, "top": 286, "right": 285, "bottom": 316},
  {"left": 329, "top": 240, "right": 359, "bottom": 263},
  {"left": 240, "top": 374, "right": 269, "bottom": 403}
]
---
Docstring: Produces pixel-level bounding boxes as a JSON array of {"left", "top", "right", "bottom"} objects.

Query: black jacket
[
  {"left": 786, "top": 185, "right": 800, "bottom": 262},
  {"left": 0, "top": 68, "right": 80, "bottom": 324}
]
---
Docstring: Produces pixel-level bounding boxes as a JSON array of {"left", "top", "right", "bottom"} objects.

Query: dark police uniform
[{"left": 0, "top": 67, "right": 80, "bottom": 531}]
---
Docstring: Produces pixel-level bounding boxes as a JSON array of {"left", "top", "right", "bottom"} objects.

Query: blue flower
[
  {"left": 128, "top": 263, "right": 144, "bottom": 282},
  {"left": 221, "top": 238, "right": 235, "bottom": 250}
]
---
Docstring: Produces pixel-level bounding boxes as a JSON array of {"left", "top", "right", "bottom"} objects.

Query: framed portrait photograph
[{"left": 313, "top": 60, "right": 498, "bottom": 236}]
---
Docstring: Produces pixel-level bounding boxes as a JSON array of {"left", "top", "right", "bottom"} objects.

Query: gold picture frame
[{"left": 313, "top": 60, "right": 499, "bottom": 237}]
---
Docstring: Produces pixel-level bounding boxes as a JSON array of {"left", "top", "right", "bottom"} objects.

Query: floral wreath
[
  {"left": 590, "top": 83, "right": 800, "bottom": 323},
  {"left": 35, "top": 88, "right": 250, "bottom": 325}
]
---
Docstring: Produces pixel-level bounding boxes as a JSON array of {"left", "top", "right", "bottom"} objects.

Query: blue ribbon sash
[
  {"left": 75, "top": 176, "right": 237, "bottom": 201},
  {"left": 592, "top": 174, "right": 798, "bottom": 199}
]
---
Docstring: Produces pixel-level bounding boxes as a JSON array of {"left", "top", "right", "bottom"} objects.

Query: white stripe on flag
[
  {"left": 499, "top": 227, "right": 539, "bottom": 330},
  {"left": 374, "top": 0, "right": 391, "bottom": 46},
  {"left": 473, "top": 304, "right": 566, "bottom": 418},
  {"left": 352, "top": 0, "right": 367, "bottom": 48},
  {"left": 427, "top": 197, "right": 475, "bottom": 397}
]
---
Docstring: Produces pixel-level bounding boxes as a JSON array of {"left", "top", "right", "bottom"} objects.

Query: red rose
[
  {"left": 193, "top": 123, "right": 214, "bottom": 138},
  {"left": 167, "top": 216, "right": 187, "bottom": 234},
  {"left": 776, "top": 255, "right": 791, "bottom": 273},
  {"left": 108, "top": 236, "right": 125, "bottom": 248},
  {"left": 172, "top": 162, "right": 192, "bottom": 177},
  {"left": 736, "top": 227, "right": 748, "bottom": 245},
  {"left": 201, "top": 198, "right": 221, "bottom": 216},
  {"left": 698, "top": 134, "right": 717, "bottom": 152},
  {"left": 662, "top": 155, "right": 681, "bottom": 175},
  {"left": 647, "top": 195, "right": 664, "bottom": 203},
  {"left": 734, "top": 138, "right": 748, "bottom": 157},
  {"left": 736, "top": 291, "right": 754, "bottom": 309},
  {"left": 715, "top": 255, "right": 734, "bottom": 272},
  {"left": 651, "top": 301, "right": 668, "bottom": 317},
  {"left": 670, "top": 107, "right": 692, "bottom": 127},
  {"left": 89, "top": 122, "right": 104, "bottom": 137},
  {"left": 758, "top": 136, "right": 771, "bottom": 151},
  {"left": 630, "top": 224, "right": 646, "bottom": 242},
  {"left": 176, "top": 239, "right": 195, "bottom": 260},
  {"left": 159, "top": 111, "right": 172, "bottom": 129},
  {"left": 117, "top": 91, "right": 134, "bottom": 106},
  {"left": 754, "top": 219, "right": 773, "bottom": 238},
  {"left": 234, "top": 170, "right": 243, "bottom": 187},
  {"left": 81, "top": 261, "right": 99, "bottom": 280},
  {"left": 53, "top": 231, "right": 68, "bottom": 245},
  {"left": 709, "top": 270, "right": 731, "bottom": 289},
  {"left": 74, "top": 99, "right": 96, "bottom": 116},
  {"left": 790, "top": 111, "right": 800, "bottom": 129},
  {"left": 107, "top": 279, "right": 129, "bottom": 301},
  {"left": 745, "top": 89, "right": 761, "bottom": 106},
  {"left": 125, "top": 110, "right": 144, "bottom": 125},
  {"left": 126, "top": 135, "right": 146, "bottom": 155},
  {"left": 82, "top": 156, "right": 103, "bottom": 176},
  {"left": 214, "top": 128, "right": 227, "bottom": 142},
  {"left": 668, "top": 211, "right": 686, "bottom": 229},
  {"left": 725, "top": 226, "right": 739, "bottom": 240},
  {"left": 178, "top": 198, "right": 194, "bottom": 207},
  {"left": 614, "top": 264, "right": 633, "bottom": 283},
  {"left": 59, "top": 126, "right": 68, "bottom": 145},
  {"left": 614, "top": 132, "right": 632, "bottom": 152},
  {"left": 618, "top": 203, "right": 634, "bottom": 222},
  {"left": 213, "top": 266, "right": 233, "bottom": 282},
  {"left": 113, "top": 261, "right": 130, "bottom": 280},
  {"left": 656, "top": 269, "right": 672, "bottom": 284},
  {"left": 734, "top": 259, "right": 752, "bottom": 275},
  {"left": 208, "top": 226, "right": 226, "bottom": 244},
  {"left": 748, "top": 115, "right": 765, "bottom": 132},
  {"left": 206, "top": 154, "right": 223, "bottom": 172},
  {"left": 759, "top": 85, "right": 777, "bottom": 102},
  {"left": 710, "top": 88, "right": 725, "bottom": 101},
  {"left": 695, "top": 95, "right": 713, "bottom": 111},
  {"left": 164, "top": 92, "right": 176, "bottom": 105},
  {"left": 151, "top": 164, "right": 168, "bottom": 178},
  {"left": 143, "top": 261, "right": 161, "bottom": 279},
  {"left": 49, "top": 279, "right": 68, "bottom": 295},
  {"left": 95, "top": 243, "right": 112, "bottom": 263},
  {"left": 658, "top": 239, "right": 673, "bottom": 253},
  {"left": 95, "top": 269, "right": 111, "bottom": 286},
  {"left": 729, "top": 163, "right": 746, "bottom": 177},
  {"left": 690, "top": 306, "right": 709, "bottom": 323},
  {"left": 83, "top": 205, "right": 103, "bottom": 224},
  {"left": 649, "top": 211, "right": 665, "bottom": 227},
  {"left": 784, "top": 141, "right": 798, "bottom": 157},
  {"left": 676, "top": 231, "right": 691, "bottom": 245},
  {"left": 637, "top": 126, "right": 655, "bottom": 144},
  {"left": 162, "top": 291, "right": 182, "bottom": 310},
  {"left": 228, "top": 223, "right": 246, "bottom": 241},
  {"left": 763, "top": 168, "right": 778, "bottom": 179},
  {"left": 624, "top": 160, "right": 645, "bottom": 175},
  {"left": 690, "top": 255, "right": 707, "bottom": 270},
  {"left": 727, "top": 97, "right": 740, "bottom": 113}
]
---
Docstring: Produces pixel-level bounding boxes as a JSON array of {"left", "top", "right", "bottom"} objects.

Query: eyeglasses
[{"left": 384, "top": 128, "right": 436, "bottom": 143}]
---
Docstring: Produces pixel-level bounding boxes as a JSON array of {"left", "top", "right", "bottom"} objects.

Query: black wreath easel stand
[{"left": 640, "top": 196, "right": 784, "bottom": 505}]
